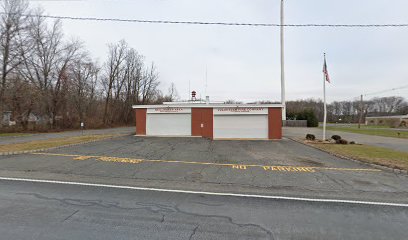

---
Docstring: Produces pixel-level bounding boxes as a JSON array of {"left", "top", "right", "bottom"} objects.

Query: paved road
[
  {"left": 1, "top": 136, "right": 407, "bottom": 203},
  {"left": 284, "top": 127, "right": 408, "bottom": 153},
  {"left": 0, "top": 127, "right": 135, "bottom": 145},
  {"left": 322, "top": 123, "right": 408, "bottom": 132},
  {"left": 1, "top": 179, "right": 407, "bottom": 240}
]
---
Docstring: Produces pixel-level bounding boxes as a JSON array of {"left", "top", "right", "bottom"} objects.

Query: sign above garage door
[
  {"left": 147, "top": 107, "right": 191, "bottom": 114},
  {"left": 214, "top": 107, "right": 267, "bottom": 115}
]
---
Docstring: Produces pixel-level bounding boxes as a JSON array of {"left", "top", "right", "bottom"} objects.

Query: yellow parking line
[
  {"left": 31, "top": 152, "right": 382, "bottom": 173},
  {"left": 318, "top": 167, "right": 382, "bottom": 172}
]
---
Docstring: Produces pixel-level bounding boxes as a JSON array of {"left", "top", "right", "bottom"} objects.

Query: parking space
[
  {"left": 1, "top": 135, "right": 408, "bottom": 202},
  {"left": 33, "top": 135, "right": 378, "bottom": 168}
]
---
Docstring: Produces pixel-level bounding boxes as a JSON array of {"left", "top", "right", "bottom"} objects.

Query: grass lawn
[
  {"left": 322, "top": 126, "right": 408, "bottom": 139},
  {"left": 0, "top": 134, "right": 119, "bottom": 153},
  {"left": 308, "top": 142, "right": 408, "bottom": 171},
  {"left": 335, "top": 124, "right": 392, "bottom": 129},
  {"left": 0, "top": 133, "right": 31, "bottom": 137}
]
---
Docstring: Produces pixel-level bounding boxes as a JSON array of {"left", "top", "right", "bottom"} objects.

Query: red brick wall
[
  {"left": 135, "top": 109, "right": 147, "bottom": 135},
  {"left": 268, "top": 108, "right": 282, "bottom": 140}
]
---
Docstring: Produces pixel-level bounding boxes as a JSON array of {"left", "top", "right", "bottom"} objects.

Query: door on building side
[{"left": 191, "top": 108, "right": 213, "bottom": 139}]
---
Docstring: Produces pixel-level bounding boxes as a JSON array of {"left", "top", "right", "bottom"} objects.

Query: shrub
[
  {"left": 331, "top": 135, "right": 342, "bottom": 141},
  {"left": 350, "top": 141, "right": 356, "bottom": 144},
  {"left": 306, "top": 134, "right": 316, "bottom": 141},
  {"left": 336, "top": 139, "right": 348, "bottom": 145},
  {"left": 287, "top": 109, "right": 319, "bottom": 127}
]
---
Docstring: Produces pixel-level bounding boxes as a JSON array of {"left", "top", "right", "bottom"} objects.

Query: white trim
[
  {"left": 133, "top": 104, "right": 283, "bottom": 109},
  {"left": 1, "top": 177, "right": 407, "bottom": 207},
  {"left": 213, "top": 107, "right": 268, "bottom": 115},
  {"left": 163, "top": 101, "right": 225, "bottom": 105},
  {"left": 135, "top": 135, "right": 201, "bottom": 138},
  {"left": 147, "top": 107, "right": 191, "bottom": 114}
]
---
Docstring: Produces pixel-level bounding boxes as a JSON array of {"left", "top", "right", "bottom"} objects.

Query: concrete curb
[
  {"left": 289, "top": 137, "right": 408, "bottom": 175},
  {"left": 0, "top": 134, "right": 129, "bottom": 157}
]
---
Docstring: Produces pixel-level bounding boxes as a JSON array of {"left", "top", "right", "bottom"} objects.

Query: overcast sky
[{"left": 31, "top": 0, "right": 408, "bottom": 102}]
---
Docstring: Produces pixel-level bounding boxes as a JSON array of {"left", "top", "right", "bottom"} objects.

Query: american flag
[{"left": 323, "top": 56, "right": 330, "bottom": 83}]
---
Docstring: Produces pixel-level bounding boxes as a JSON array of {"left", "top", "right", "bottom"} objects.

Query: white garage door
[
  {"left": 214, "top": 115, "right": 268, "bottom": 139},
  {"left": 146, "top": 113, "right": 191, "bottom": 136}
]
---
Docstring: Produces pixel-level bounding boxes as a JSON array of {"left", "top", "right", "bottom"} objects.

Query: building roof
[{"left": 132, "top": 103, "right": 284, "bottom": 109}]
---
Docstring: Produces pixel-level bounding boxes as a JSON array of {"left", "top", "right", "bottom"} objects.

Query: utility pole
[
  {"left": 280, "top": 0, "right": 286, "bottom": 121},
  {"left": 322, "top": 53, "right": 327, "bottom": 141},
  {"left": 358, "top": 94, "right": 363, "bottom": 129}
]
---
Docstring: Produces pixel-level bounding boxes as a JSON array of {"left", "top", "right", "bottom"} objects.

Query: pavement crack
[
  {"left": 188, "top": 225, "right": 199, "bottom": 240},
  {"left": 62, "top": 210, "right": 79, "bottom": 222},
  {"left": 17, "top": 193, "right": 174, "bottom": 214},
  {"left": 324, "top": 174, "right": 350, "bottom": 190},
  {"left": 174, "top": 204, "right": 275, "bottom": 240},
  {"left": 191, "top": 201, "right": 224, "bottom": 207}
]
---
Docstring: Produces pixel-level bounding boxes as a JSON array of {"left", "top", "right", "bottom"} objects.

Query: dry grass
[
  {"left": 0, "top": 133, "right": 31, "bottom": 137},
  {"left": 308, "top": 142, "right": 408, "bottom": 171},
  {"left": 0, "top": 134, "right": 119, "bottom": 153}
]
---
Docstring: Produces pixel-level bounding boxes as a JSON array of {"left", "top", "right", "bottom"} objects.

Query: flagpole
[
  {"left": 280, "top": 0, "right": 286, "bottom": 121},
  {"left": 323, "top": 53, "right": 327, "bottom": 141}
]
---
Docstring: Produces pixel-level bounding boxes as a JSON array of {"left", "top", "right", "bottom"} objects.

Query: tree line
[
  {"left": 0, "top": 0, "right": 178, "bottom": 131},
  {"left": 286, "top": 96, "right": 408, "bottom": 123}
]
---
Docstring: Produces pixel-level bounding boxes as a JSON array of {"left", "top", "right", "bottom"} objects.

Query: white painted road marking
[{"left": 1, "top": 177, "right": 407, "bottom": 208}]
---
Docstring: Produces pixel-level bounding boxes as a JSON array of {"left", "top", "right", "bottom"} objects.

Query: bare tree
[
  {"left": 20, "top": 11, "right": 83, "bottom": 127},
  {"left": 102, "top": 40, "right": 161, "bottom": 125},
  {"left": 140, "top": 63, "right": 159, "bottom": 104},
  {"left": 50, "top": 39, "right": 83, "bottom": 127},
  {"left": 122, "top": 48, "right": 143, "bottom": 122},
  {"left": 371, "top": 96, "right": 405, "bottom": 114},
  {"left": 0, "top": 4, "right": 163, "bottom": 131},
  {"left": 225, "top": 99, "right": 243, "bottom": 104},
  {"left": 70, "top": 56, "right": 99, "bottom": 124},
  {"left": 102, "top": 40, "right": 127, "bottom": 125},
  {"left": 0, "top": 0, "right": 29, "bottom": 119},
  {"left": 166, "top": 82, "right": 179, "bottom": 102}
]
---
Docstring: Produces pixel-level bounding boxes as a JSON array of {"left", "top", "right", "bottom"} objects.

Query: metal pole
[
  {"left": 280, "top": 0, "right": 286, "bottom": 121},
  {"left": 205, "top": 66, "right": 208, "bottom": 97},
  {"left": 323, "top": 53, "right": 327, "bottom": 141},
  {"left": 358, "top": 94, "right": 363, "bottom": 129}
]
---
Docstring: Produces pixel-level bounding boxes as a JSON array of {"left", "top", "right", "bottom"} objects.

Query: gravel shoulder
[{"left": 0, "top": 127, "right": 135, "bottom": 145}]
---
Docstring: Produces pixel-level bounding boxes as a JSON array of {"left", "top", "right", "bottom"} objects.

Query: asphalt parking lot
[{"left": 1, "top": 135, "right": 408, "bottom": 202}]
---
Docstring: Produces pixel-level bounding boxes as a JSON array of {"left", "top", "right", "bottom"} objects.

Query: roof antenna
[{"left": 205, "top": 65, "right": 208, "bottom": 98}]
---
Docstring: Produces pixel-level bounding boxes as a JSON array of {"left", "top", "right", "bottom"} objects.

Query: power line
[
  {"left": 347, "top": 85, "right": 408, "bottom": 102},
  {"left": 364, "top": 84, "right": 408, "bottom": 97},
  {"left": 2, "top": 12, "right": 408, "bottom": 28}
]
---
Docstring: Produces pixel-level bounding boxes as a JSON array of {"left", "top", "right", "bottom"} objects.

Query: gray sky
[{"left": 31, "top": 0, "right": 408, "bottom": 102}]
